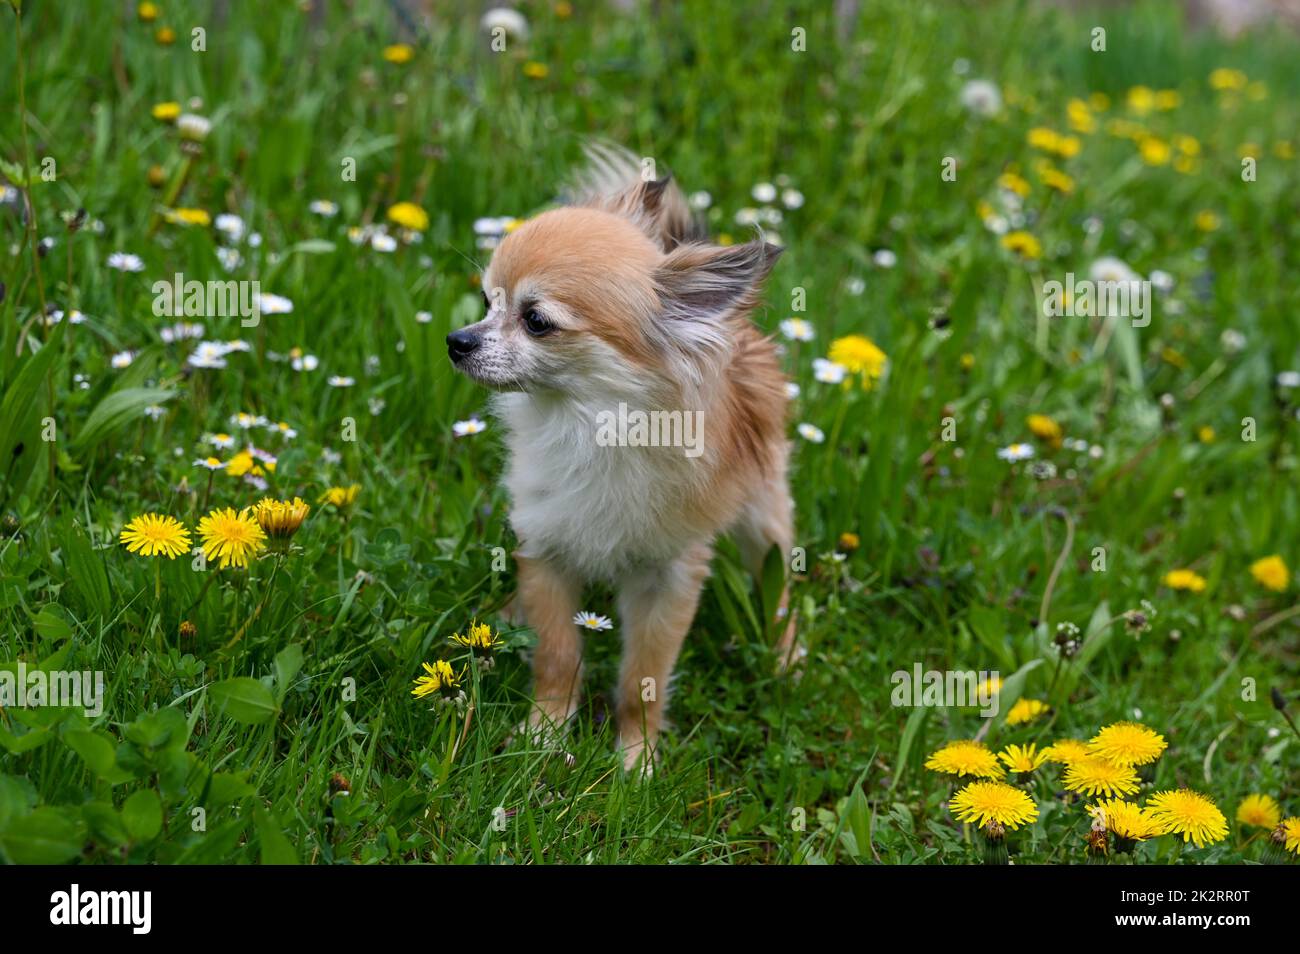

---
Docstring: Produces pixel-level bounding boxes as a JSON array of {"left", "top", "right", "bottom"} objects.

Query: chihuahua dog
[{"left": 449, "top": 144, "right": 799, "bottom": 772}]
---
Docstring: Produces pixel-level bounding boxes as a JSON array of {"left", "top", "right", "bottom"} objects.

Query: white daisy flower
[
  {"left": 1089, "top": 256, "right": 1140, "bottom": 285},
  {"left": 290, "top": 352, "right": 319, "bottom": 372},
  {"left": 110, "top": 351, "right": 135, "bottom": 369},
  {"left": 223, "top": 339, "right": 251, "bottom": 353},
  {"left": 453, "top": 417, "right": 487, "bottom": 437},
  {"left": 780, "top": 318, "right": 815, "bottom": 342},
  {"left": 143, "top": 405, "right": 167, "bottom": 420},
  {"left": 216, "top": 246, "right": 242, "bottom": 271},
  {"left": 309, "top": 199, "right": 339, "bottom": 217},
  {"left": 734, "top": 208, "right": 760, "bottom": 226},
  {"left": 176, "top": 113, "right": 212, "bottom": 141},
  {"left": 368, "top": 397, "right": 386, "bottom": 416},
  {"left": 160, "top": 321, "right": 204, "bottom": 343},
  {"left": 785, "top": 381, "right": 801, "bottom": 400},
  {"left": 371, "top": 232, "right": 398, "bottom": 253},
  {"left": 187, "top": 341, "right": 228, "bottom": 369},
  {"left": 573, "top": 611, "right": 613, "bottom": 631},
  {"left": 873, "top": 249, "right": 898, "bottom": 268},
  {"left": 1277, "top": 371, "right": 1300, "bottom": 389},
  {"left": 231, "top": 412, "right": 268, "bottom": 429},
  {"left": 959, "top": 79, "right": 1002, "bottom": 116},
  {"left": 997, "top": 442, "right": 1035, "bottom": 462},
  {"left": 751, "top": 182, "right": 777, "bottom": 203},
  {"left": 845, "top": 277, "right": 866, "bottom": 296},
  {"left": 193, "top": 457, "right": 226, "bottom": 470},
  {"left": 214, "top": 213, "right": 245, "bottom": 243},
  {"left": 797, "top": 422, "right": 825, "bottom": 443},
  {"left": 328, "top": 375, "right": 356, "bottom": 388},
  {"left": 256, "top": 293, "right": 294, "bottom": 315},
  {"left": 781, "top": 188, "right": 804, "bottom": 209},
  {"left": 47, "top": 309, "right": 88, "bottom": 326},
  {"left": 321, "top": 448, "right": 342, "bottom": 465},
  {"left": 207, "top": 432, "right": 236, "bottom": 449},
  {"left": 1148, "top": 269, "right": 1174, "bottom": 293},
  {"left": 107, "top": 252, "right": 144, "bottom": 272},
  {"left": 813, "top": 358, "right": 847, "bottom": 384},
  {"left": 1220, "top": 329, "right": 1247, "bottom": 354},
  {"left": 267, "top": 421, "right": 298, "bottom": 440},
  {"left": 688, "top": 190, "right": 712, "bottom": 211},
  {"left": 416, "top": 310, "right": 433, "bottom": 324}
]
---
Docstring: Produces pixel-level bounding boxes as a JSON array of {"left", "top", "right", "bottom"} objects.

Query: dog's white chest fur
[{"left": 495, "top": 392, "right": 707, "bottom": 579}]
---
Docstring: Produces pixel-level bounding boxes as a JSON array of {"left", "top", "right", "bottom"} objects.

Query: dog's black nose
[{"left": 446, "top": 328, "right": 481, "bottom": 361}]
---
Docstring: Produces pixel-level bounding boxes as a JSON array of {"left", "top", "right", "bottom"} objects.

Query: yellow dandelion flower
[
  {"left": 950, "top": 781, "right": 1038, "bottom": 830},
  {"left": 997, "top": 171, "right": 1031, "bottom": 197},
  {"left": 1005, "top": 697, "right": 1049, "bottom": 726},
  {"left": 998, "top": 743, "right": 1049, "bottom": 774},
  {"left": 837, "top": 531, "right": 860, "bottom": 552},
  {"left": 224, "top": 450, "right": 256, "bottom": 477},
  {"left": 1088, "top": 92, "right": 1110, "bottom": 112},
  {"left": 197, "top": 507, "right": 267, "bottom": 569},
  {"left": 137, "top": 2, "right": 160, "bottom": 23},
  {"left": 1001, "top": 231, "right": 1042, "bottom": 260},
  {"left": 253, "top": 497, "right": 310, "bottom": 542},
  {"left": 1044, "top": 739, "right": 1091, "bottom": 764},
  {"left": 386, "top": 201, "right": 429, "bottom": 232},
  {"left": 1038, "top": 166, "right": 1075, "bottom": 194},
  {"left": 1163, "top": 568, "right": 1206, "bottom": 592},
  {"left": 165, "top": 207, "right": 211, "bottom": 227},
  {"left": 1066, "top": 98, "right": 1095, "bottom": 134},
  {"left": 1126, "top": 85, "right": 1156, "bottom": 114},
  {"left": 318, "top": 484, "right": 362, "bottom": 509},
  {"left": 1138, "top": 137, "right": 1171, "bottom": 165},
  {"left": 1154, "top": 89, "right": 1181, "bottom": 110},
  {"left": 155, "top": 26, "right": 176, "bottom": 45},
  {"left": 1209, "top": 68, "right": 1248, "bottom": 91},
  {"left": 1174, "top": 134, "right": 1200, "bottom": 156},
  {"left": 1279, "top": 817, "right": 1300, "bottom": 854},
  {"left": 1195, "top": 210, "right": 1220, "bottom": 232},
  {"left": 1236, "top": 794, "right": 1281, "bottom": 830},
  {"left": 151, "top": 101, "right": 181, "bottom": 122},
  {"left": 522, "top": 61, "right": 549, "bottom": 79},
  {"left": 828, "top": 335, "right": 887, "bottom": 387},
  {"left": 924, "top": 740, "right": 1005, "bottom": 779},
  {"left": 1088, "top": 721, "right": 1167, "bottom": 767},
  {"left": 1249, "top": 555, "right": 1289, "bottom": 592},
  {"left": 450, "top": 620, "right": 504, "bottom": 660},
  {"left": 1088, "top": 798, "right": 1161, "bottom": 842},
  {"left": 960, "top": 353, "right": 976, "bottom": 371},
  {"left": 382, "top": 43, "right": 414, "bottom": 64},
  {"left": 411, "top": 659, "right": 464, "bottom": 702},
  {"left": 1146, "top": 789, "right": 1228, "bottom": 847},
  {"left": 120, "top": 513, "right": 191, "bottom": 559},
  {"left": 1197, "top": 425, "right": 1216, "bottom": 444},
  {"left": 1063, "top": 756, "right": 1140, "bottom": 798},
  {"left": 1026, "top": 414, "right": 1063, "bottom": 447}
]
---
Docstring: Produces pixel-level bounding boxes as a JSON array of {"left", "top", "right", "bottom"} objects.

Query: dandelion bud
[
  {"left": 254, "top": 496, "right": 310, "bottom": 545},
  {"left": 1272, "top": 687, "right": 1287, "bottom": 712},
  {"left": 147, "top": 164, "right": 166, "bottom": 188},
  {"left": 981, "top": 822, "right": 1009, "bottom": 865}
]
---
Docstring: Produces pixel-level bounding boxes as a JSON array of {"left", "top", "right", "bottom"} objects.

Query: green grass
[{"left": 0, "top": 0, "right": 1297, "bottom": 864}]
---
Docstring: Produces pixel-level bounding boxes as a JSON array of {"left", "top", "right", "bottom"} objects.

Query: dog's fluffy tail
[{"left": 564, "top": 140, "right": 706, "bottom": 252}]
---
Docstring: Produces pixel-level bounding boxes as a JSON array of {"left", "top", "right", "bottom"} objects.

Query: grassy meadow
[{"left": 0, "top": 0, "right": 1298, "bottom": 864}]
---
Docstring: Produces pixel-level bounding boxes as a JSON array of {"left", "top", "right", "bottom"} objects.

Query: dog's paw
[{"left": 617, "top": 736, "right": 658, "bottom": 779}]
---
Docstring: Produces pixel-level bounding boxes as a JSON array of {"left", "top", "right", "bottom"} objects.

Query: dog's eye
[{"left": 522, "top": 308, "right": 552, "bottom": 337}]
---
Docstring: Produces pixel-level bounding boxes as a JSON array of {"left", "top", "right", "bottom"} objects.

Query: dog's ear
[
  {"left": 566, "top": 142, "right": 705, "bottom": 250},
  {"left": 654, "top": 240, "right": 783, "bottom": 325}
]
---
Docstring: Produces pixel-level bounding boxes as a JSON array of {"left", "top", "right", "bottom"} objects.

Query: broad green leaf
[
  {"left": 70, "top": 386, "right": 177, "bottom": 452},
  {"left": 122, "top": 789, "right": 163, "bottom": 841},
  {"left": 209, "top": 677, "right": 279, "bottom": 724},
  {"left": 253, "top": 807, "right": 300, "bottom": 864}
]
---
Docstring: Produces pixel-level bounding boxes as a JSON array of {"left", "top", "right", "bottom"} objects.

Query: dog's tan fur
[{"left": 450, "top": 146, "right": 798, "bottom": 772}]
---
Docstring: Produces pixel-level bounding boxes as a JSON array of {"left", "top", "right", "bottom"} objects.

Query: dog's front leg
[
  {"left": 517, "top": 553, "right": 583, "bottom": 737},
  {"left": 615, "top": 541, "right": 713, "bottom": 774}
]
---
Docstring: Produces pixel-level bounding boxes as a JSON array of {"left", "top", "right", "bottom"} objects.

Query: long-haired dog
[{"left": 449, "top": 144, "right": 799, "bottom": 772}]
